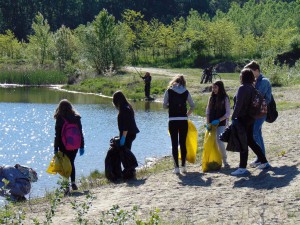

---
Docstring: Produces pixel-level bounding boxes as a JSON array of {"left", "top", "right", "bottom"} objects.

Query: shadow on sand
[
  {"left": 178, "top": 172, "right": 212, "bottom": 187},
  {"left": 233, "top": 165, "right": 299, "bottom": 189}
]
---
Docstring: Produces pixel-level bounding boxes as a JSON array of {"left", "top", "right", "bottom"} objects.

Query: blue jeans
[{"left": 253, "top": 115, "right": 266, "bottom": 156}]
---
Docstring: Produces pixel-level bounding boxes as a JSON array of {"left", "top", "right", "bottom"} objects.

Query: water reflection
[{"left": 0, "top": 87, "right": 203, "bottom": 198}]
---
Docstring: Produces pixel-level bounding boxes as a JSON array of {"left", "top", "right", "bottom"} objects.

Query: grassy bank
[{"left": 0, "top": 70, "right": 67, "bottom": 85}]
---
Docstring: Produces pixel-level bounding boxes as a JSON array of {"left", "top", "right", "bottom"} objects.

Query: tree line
[{"left": 0, "top": 0, "right": 299, "bottom": 76}]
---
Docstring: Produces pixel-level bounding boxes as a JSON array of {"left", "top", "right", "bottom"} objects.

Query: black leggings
[
  {"left": 169, "top": 120, "right": 188, "bottom": 167},
  {"left": 64, "top": 149, "right": 78, "bottom": 183},
  {"left": 239, "top": 119, "right": 268, "bottom": 168}
]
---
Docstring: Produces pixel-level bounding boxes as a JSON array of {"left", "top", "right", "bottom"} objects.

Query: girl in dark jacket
[
  {"left": 231, "top": 69, "right": 269, "bottom": 176},
  {"left": 112, "top": 91, "right": 140, "bottom": 150},
  {"left": 54, "top": 99, "right": 84, "bottom": 190},
  {"left": 205, "top": 81, "right": 230, "bottom": 168}
]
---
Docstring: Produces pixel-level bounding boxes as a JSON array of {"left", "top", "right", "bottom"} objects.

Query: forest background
[{"left": 0, "top": 0, "right": 300, "bottom": 88}]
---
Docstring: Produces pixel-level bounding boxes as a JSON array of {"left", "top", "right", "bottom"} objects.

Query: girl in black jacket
[
  {"left": 231, "top": 69, "right": 268, "bottom": 176},
  {"left": 112, "top": 91, "right": 139, "bottom": 150},
  {"left": 54, "top": 99, "right": 84, "bottom": 190}
]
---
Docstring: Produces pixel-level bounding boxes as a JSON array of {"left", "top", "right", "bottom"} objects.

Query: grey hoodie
[{"left": 163, "top": 84, "right": 195, "bottom": 119}]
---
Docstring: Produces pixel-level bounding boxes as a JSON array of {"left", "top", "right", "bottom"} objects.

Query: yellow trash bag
[
  {"left": 46, "top": 151, "right": 72, "bottom": 179},
  {"left": 179, "top": 120, "right": 198, "bottom": 164},
  {"left": 202, "top": 126, "right": 222, "bottom": 172}
]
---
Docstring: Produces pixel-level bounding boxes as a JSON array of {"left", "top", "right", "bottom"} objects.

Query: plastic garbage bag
[
  {"left": 46, "top": 152, "right": 72, "bottom": 179},
  {"left": 179, "top": 120, "right": 198, "bottom": 163},
  {"left": 202, "top": 126, "right": 222, "bottom": 172}
]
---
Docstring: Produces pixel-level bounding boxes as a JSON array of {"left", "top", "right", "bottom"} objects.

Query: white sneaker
[
  {"left": 257, "top": 162, "right": 270, "bottom": 169},
  {"left": 181, "top": 166, "right": 187, "bottom": 173},
  {"left": 249, "top": 160, "right": 261, "bottom": 168},
  {"left": 231, "top": 168, "right": 249, "bottom": 176},
  {"left": 173, "top": 167, "right": 180, "bottom": 174}
]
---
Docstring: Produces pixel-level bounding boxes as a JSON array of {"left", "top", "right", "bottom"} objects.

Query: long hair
[
  {"left": 208, "top": 81, "right": 228, "bottom": 110},
  {"left": 112, "top": 91, "right": 134, "bottom": 114},
  {"left": 54, "top": 99, "right": 79, "bottom": 119},
  {"left": 168, "top": 75, "right": 186, "bottom": 88},
  {"left": 240, "top": 68, "right": 255, "bottom": 84}
]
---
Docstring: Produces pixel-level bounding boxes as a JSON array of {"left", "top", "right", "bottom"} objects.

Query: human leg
[
  {"left": 178, "top": 120, "right": 188, "bottom": 167},
  {"left": 247, "top": 122, "right": 268, "bottom": 164},
  {"left": 169, "top": 121, "right": 179, "bottom": 168},
  {"left": 253, "top": 116, "right": 266, "bottom": 155},
  {"left": 216, "top": 126, "right": 229, "bottom": 166},
  {"left": 64, "top": 150, "right": 78, "bottom": 183},
  {"left": 125, "top": 133, "right": 136, "bottom": 150}
]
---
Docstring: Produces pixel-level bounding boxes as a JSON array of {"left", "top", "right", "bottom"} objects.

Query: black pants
[
  {"left": 169, "top": 120, "right": 188, "bottom": 167},
  {"left": 64, "top": 149, "right": 78, "bottom": 182},
  {"left": 145, "top": 84, "right": 150, "bottom": 98},
  {"left": 239, "top": 118, "right": 268, "bottom": 168},
  {"left": 120, "top": 133, "right": 136, "bottom": 150}
]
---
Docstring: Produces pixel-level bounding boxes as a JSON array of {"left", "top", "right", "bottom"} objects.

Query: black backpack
[
  {"left": 266, "top": 94, "right": 278, "bottom": 123},
  {"left": 249, "top": 87, "right": 268, "bottom": 119}
]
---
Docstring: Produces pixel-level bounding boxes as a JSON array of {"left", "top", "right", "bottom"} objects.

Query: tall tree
[
  {"left": 81, "top": 9, "right": 127, "bottom": 75},
  {"left": 27, "top": 12, "right": 53, "bottom": 65}
]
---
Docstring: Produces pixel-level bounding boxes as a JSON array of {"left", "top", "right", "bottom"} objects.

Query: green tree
[
  {"left": 54, "top": 25, "right": 78, "bottom": 70},
  {"left": 122, "top": 9, "right": 145, "bottom": 64},
  {"left": 27, "top": 12, "right": 53, "bottom": 65},
  {"left": 81, "top": 9, "right": 128, "bottom": 75},
  {"left": 0, "top": 30, "right": 22, "bottom": 59}
]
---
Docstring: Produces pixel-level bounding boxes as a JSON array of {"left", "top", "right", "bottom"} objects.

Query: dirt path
[{"left": 22, "top": 72, "right": 300, "bottom": 225}]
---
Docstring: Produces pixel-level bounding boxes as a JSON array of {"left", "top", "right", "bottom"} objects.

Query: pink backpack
[{"left": 61, "top": 117, "right": 82, "bottom": 150}]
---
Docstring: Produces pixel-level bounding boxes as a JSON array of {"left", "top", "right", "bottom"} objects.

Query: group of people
[
  {"left": 1, "top": 61, "right": 272, "bottom": 201},
  {"left": 162, "top": 60, "right": 272, "bottom": 175},
  {"left": 52, "top": 60, "right": 272, "bottom": 193}
]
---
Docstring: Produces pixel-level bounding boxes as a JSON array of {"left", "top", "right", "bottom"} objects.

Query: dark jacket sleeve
[
  {"left": 232, "top": 85, "right": 252, "bottom": 119},
  {"left": 54, "top": 116, "right": 63, "bottom": 151}
]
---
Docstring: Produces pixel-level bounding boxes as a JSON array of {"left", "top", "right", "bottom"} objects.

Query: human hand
[
  {"left": 120, "top": 136, "right": 126, "bottom": 146},
  {"left": 79, "top": 147, "right": 85, "bottom": 156},
  {"left": 211, "top": 119, "right": 220, "bottom": 126},
  {"left": 205, "top": 124, "right": 211, "bottom": 131}
]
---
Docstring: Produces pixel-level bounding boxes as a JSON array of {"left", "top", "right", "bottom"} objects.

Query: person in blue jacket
[
  {"left": 245, "top": 61, "right": 272, "bottom": 168},
  {"left": 0, "top": 164, "right": 38, "bottom": 201}
]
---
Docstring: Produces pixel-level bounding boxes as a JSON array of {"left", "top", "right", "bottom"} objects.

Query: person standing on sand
[
  {"left": 205, "top": 80, "right": 230, "bottom": 168},
  {"left": 54, "top": 99, "right": 85, "bottom": 191},
  {"left": 140, "top": 72, "right": 152, "bottom": 99},
  {"left": 163, "top": 75, "right": 195, "bottom": 174},
  {"left": 112, "top": 91, "right": 140, "bottom": 150},
  {"left": 231, "top": 68, "right": 269, "bottom": 176},
  {"left": 244, "top": 61, "right": 271, "bottom": 168}
]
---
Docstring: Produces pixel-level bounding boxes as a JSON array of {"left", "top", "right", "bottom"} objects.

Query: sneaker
[
  {"left": 181, "top": 166, "right": 187, "bottom": 173},
  {"left": 257, "top": 162, "right": 270, "bottom": 169},
  {"left": 231, "top": 168, "right": 249, "bottom": 176},
  {"left": 173, "top": 167, "right": 180, "bottom": 174},
  {"left": 250, "top": 160, "right": 261, "bottom": 168},
  {"left": 71, "top": 183, "right": 78, "bottom": 191},
  {"left": 224, "top": 163, "right": 230, "bottom": 169}
]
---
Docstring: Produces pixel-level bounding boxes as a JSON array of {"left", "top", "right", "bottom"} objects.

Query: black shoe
[{"left": 71, "top": 183, "right": 78, "bottom": 191}]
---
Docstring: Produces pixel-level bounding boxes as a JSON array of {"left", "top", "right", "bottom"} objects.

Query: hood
[{"left": 170, "top": 83, "right": 187, "bottom": 94}]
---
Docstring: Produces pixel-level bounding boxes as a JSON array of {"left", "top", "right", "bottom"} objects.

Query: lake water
[{"left": 0, "top": 86, "right": 203, "bottom": 200}]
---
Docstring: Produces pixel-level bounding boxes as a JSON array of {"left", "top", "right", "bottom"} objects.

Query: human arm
[
  {"left": 231, "top": 86, "right": 247, "bottom": 119},
  {"left": 163, "top": 90, "right": 169, "bottom": 109},
  {"left": 218, "top": 96, "right": 231, "bottom": 123},
  {"left": 186, "top": 92, "right": 195, "bottom": 116}
]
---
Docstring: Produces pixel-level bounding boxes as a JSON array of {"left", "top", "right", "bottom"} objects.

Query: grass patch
[{"left": 0, "top": 70, "right": 67, "bottom": 85}]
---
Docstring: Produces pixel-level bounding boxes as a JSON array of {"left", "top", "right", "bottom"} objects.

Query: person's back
[{"left": 0, "top": 165, "right": 33, "bottom": 201}]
